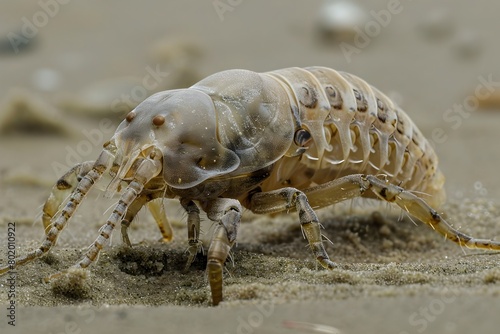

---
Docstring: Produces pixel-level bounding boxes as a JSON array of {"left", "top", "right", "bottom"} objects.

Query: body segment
[{"left": 0, "top": 66, "right": 496, "bottom": 306}]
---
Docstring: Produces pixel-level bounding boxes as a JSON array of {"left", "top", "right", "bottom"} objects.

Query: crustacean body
[{"left": 1, "top": 66, "right": 499, "bottom": 305}]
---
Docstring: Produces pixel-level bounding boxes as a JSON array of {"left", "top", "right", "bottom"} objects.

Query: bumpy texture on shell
[{"left": 262, "top": 67, "right": 445, "bottom": 207}]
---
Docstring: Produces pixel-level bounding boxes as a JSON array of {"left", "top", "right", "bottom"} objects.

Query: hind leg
[
  {"left": 361, "top": 175, "right": 500, "bottom": 250},
  {"left": 250, "top": 174, "right": 500, "bottom": 271}
]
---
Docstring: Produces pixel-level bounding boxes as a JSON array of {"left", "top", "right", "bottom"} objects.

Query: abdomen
[{"left": 260, "top": 66, "right": 446, "bottom": 208}]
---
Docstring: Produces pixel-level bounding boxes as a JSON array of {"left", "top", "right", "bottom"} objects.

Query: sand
[{"left": 0, "top": 1, "right": 500, "bottom": 333}]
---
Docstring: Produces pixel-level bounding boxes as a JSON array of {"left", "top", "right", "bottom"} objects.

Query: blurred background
[{"left": 1, "top": 0, "right": 499, "bottom": 203}]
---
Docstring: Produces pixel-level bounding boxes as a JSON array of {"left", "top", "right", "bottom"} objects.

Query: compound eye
[
  {"left": 294, "top": 128, "right": 312, "bottom": 147},
  {"left": 126, "top": 111, "right": 136, "bottom": 122},
  {"left": 152, "top": 115, "right": 165, "bottom": 126}
]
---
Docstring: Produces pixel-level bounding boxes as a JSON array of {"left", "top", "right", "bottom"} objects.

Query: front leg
[
  {"left": 45, "top": 157, "right": 162, "bottom": 282},
  {"left": 41, "top": 161, "right": 94, "bottom": 231},
  {"left": 180, "top": 198, "right": 202, "bottom": 272},
  {"left": 147, "top": 199, "right": 173, "bottom": 242},
  {"left": 202, "top": 198, "right": 242, "bottom": 306}
]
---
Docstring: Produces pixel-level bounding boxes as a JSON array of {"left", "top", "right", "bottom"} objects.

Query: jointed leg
[
  {"left": 202, "top": 198, "right": 242, "bottom": 306},
  {"left": 120, "top": 194, "right": 149, "bottom": 246},
  {"left": 44, "top": 162, "right": 173, "bottom": 248},
  {"left": 250, "top": 187, "right": 338, "bottom": 270},
  {"left": 41, "top": 161, "right": 95, "bottom": 231},
  {"left": 0, "top": 152, "right": 113, "bottom": 276},
  {"left": 363, "top": 175, "right": 500, "bottom": 250},
  {"left": 147, "top": 199, "right": 173, "bottom": 242},
  {"left": 180, "top": 198, "right": 202, "bottom": 272},
  {"left": 251, "top": 174, "right": 500, "bottom": 272},
  {"left": 45, "top": 157, "right": 162, "bottom": 281},
  {"left": 121, "top": 196, "right": 173, "bottom": 247}
]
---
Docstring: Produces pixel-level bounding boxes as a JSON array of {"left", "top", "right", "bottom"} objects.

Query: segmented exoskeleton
[{"left": 1, "top": 66, "right": 499, "bottom": 306}]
